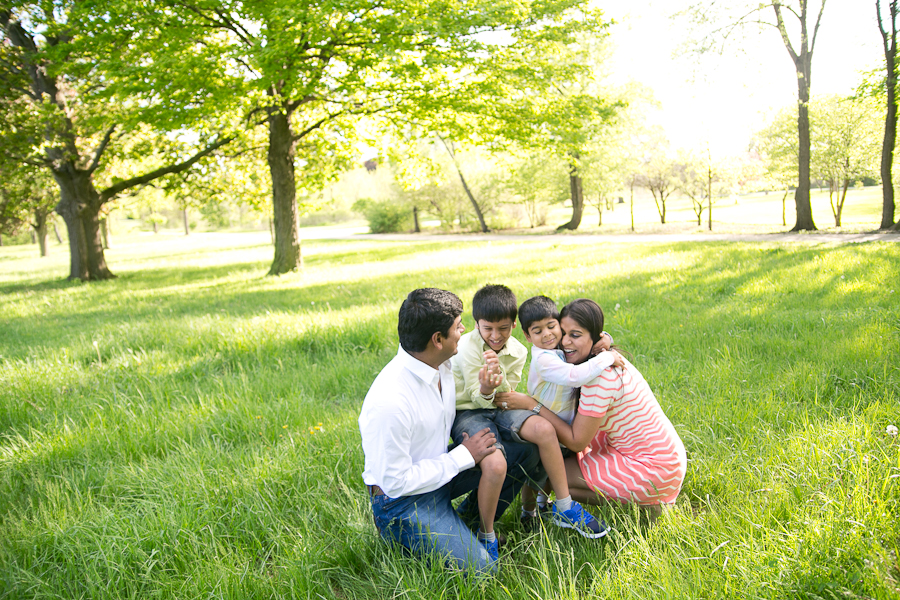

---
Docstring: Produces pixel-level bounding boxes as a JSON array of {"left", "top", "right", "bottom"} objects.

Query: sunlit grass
[{"left": 1, "top": 234, "right": 898, "bottom": 599}]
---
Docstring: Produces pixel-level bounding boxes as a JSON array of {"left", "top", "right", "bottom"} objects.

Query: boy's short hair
[
  {"left": 398, "top": 288, "right": 463, "bottom": 353},
  {"left": 518, "top": 295, "right": 559, "bottom": 332},
  {"left": 472, "top": 284, "right": 517, "bottom": 323}
]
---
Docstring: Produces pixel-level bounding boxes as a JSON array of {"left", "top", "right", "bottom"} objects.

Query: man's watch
[{"left": 531, "top": 404, "right": 542, "bottom": 415}]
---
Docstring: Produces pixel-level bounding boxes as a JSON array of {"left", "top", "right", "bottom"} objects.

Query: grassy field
[{"left": 1, "top": 233, "right": 898, "bottom": 599}]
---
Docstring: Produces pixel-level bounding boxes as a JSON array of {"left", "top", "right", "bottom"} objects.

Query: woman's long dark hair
[
  {"left": 559, "top": 299, "right": 604, "bottom": 351},
  {"left": 559, "top": 299, "right": 605, "bottom": 404}
]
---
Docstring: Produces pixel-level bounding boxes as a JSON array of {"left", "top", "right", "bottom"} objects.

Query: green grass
[{"left": 1, "top": 233, "right": 899, "bottom": 599}]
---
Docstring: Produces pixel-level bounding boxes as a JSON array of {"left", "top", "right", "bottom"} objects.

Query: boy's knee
[
  {"left": 526, "top": 416, "right": 556, "bottom": 441},
  {"left": 480, "top": 450, "right": 507, "bottom": 479}
]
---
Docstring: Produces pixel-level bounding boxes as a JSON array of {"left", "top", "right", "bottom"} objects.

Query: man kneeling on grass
[{"left": 359, "top": 288, "right": 541, "bottom": 574}]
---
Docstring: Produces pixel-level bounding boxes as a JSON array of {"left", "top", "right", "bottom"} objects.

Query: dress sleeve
[
  {"left": 577, "top": 370, "right": 622, "bottom": 418},
  {"left": 535, "top": 350, "right": 617, "bottom": 387}
]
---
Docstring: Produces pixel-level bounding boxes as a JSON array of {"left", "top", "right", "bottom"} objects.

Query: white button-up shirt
[{"left": 360, "top": 346, "right": 475, "bottom": 498}]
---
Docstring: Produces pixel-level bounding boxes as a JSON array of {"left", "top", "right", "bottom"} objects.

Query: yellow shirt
[{"left": 451, "top": 330, "right": 528, "bottom": 410}]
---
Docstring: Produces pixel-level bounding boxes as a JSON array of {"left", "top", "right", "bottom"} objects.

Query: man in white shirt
[{"left": 359, "top": 288, "right": 539, "bottom": 574}]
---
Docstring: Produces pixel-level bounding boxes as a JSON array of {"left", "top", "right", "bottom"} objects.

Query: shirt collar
[{"left": 397, "top": 345, "right": 441, "bottom": 385}]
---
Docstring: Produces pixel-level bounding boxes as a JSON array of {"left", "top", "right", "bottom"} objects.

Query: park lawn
[{"left": 0, "top": 233, "right": 898, "bottom": 600}]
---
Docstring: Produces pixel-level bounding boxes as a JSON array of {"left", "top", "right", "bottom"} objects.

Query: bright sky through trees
[{"left": 599, "top": 0, "right": 881, "bottom": 157}]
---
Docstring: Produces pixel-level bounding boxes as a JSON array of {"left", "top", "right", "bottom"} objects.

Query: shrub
[{"left": 352, "top": 198, "right": 411, "bottom": 233}]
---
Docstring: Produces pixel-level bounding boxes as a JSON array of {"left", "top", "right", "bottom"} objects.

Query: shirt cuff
[{"left": 449, "top": 443, "right": 476, "bottom": 471}]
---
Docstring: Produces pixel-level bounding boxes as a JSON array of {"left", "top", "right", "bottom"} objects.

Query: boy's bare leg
[
  {"left": 518, "top": 416, "right": 570, "bottom": 501},
  {"left": 477, "top": 450, "right": 506, "bottom": 534}
]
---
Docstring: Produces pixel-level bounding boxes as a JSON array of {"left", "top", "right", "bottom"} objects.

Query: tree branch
[
  {"left": 87, "top": 125, "right": 117, "bottom": 173},
  {"left": 99, "top": 136, "right": 234, "bottom": 203},
  {"left": 809, "top": 0, "right": 827, "bottom": 56},
  {"left": 773, "top": 3, "right": 800, "bottom": 64}
]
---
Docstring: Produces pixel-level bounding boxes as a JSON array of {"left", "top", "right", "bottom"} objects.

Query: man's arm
[{"left": 363, "top": 408, "right": 476, "bottom": 498}]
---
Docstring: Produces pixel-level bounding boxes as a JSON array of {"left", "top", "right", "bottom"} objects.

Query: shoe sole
[{"left": 552, "top": 517, "right": 609, "bottom": 539}]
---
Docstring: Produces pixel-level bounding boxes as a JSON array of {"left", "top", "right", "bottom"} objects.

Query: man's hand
[
  {"left": 460, "top": 428, "right": 497, "bottom": 464},
  {"left": 591, "top": 332, "right": 613, "bottom": 355}
]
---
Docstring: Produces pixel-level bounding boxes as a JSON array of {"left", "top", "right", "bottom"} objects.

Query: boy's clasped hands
[{"left": 478, "top": 349, "right": 505, "bottom": 403}]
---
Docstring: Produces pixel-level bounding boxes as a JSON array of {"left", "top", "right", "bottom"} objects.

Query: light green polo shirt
[{"left": 451, "top": 330, "right": 528, "bottom": 411}]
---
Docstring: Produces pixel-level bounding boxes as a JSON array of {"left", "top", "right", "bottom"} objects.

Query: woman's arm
[{"left": 494, "top": 391, "right": 602, "bottom": 452}]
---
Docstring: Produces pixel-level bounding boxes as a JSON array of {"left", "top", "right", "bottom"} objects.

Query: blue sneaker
[
  {"left": 552, "top": 502, "right": 609, "bottom": 539},
  {"left": 481, "top": 536, "right": 499, "bottom": 562}
]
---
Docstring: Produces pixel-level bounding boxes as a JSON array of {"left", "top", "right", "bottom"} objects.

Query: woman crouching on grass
[{"left": 496, "top": 298, "right": 686, "bottom": 519}]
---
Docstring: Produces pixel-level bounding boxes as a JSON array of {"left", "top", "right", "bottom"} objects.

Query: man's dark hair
[
  {"left": 398, "top": 288, "right": 463, "bottom": 353},
  {"left": 472, "top": 284, "right": 517, "bottom": 323},
  {"left": 518, "top": 295, "right": 559, "bottom": 332}
]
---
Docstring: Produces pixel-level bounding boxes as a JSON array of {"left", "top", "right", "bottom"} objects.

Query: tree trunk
[
  {"left": 183, "top": 207, "right": 190, "bottom": 235},
  {"left": 651, "top": 190, "right": 667, "bottom": 224},
  {"left": 777, "top": 1, "right": 817, "bottom": 231},
  {"left": 34, "top": 209, "right": 48, "bottom": 257},
  {"left": 558, "top": 158, "right": 584, "bottom": 231},
  {"left": 413, "top": 206, "right": 420, "bottom": 232},
  {"left": 707, "top": 164, "right": 713, "bottom": 231},
  {"left": 100, "top": 217, "right": 109, "bottom": 249},
  {"left": 792, "top": 83, "right": 816, "bottom": 230},
  {"left": 438, "top": 136, "right": 488, "bottom": 233},
  {"left": 629, "top": 177, "right": 635, "bottom": 232},
  {"left": 30, "top": 229, "right": 37, "bottom": 244},
  {"left": 836, "top": 178, "right": 849, "bottom": 227},
  {"left": 53, "top": 221, "right": 63, "bottom": 243},
  {"left": 881, "top": 90, "right": 897, "bottom": 229},
  {"left": 879, "top": 0, "right": 898, "bottom": 229},
  {"left": 455, "top": 167, "right": 488, "bottom": 233},
  {"left": 0, "top": 233, "right": 3, "bottom": 246},
  {"left": 267, "top": 109, "right": 302, "bottom": 275},
  {"left": 53, "top": 168, "right": 114, "bottom": 281},
  {"left": 781, "top": 189, "right": 788, "bottom": 226}
]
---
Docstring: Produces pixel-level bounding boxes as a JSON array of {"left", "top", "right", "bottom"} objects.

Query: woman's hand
[{"left": 494, "top": 391, "right": 538, "bottom": 411}]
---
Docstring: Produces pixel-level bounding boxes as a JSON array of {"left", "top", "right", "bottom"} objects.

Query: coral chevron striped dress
[{"left": 576, "top": 358, "right": 686, "bottom": 505}]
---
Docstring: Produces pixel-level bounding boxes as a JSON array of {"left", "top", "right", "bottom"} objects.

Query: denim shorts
[{"left": 450, "top": 408, "right": 535, "bottom": 457}]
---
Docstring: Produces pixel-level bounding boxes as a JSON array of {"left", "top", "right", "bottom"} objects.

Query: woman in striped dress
[{"left": 498, "top": 298, "right": 686, "bottom": 512}]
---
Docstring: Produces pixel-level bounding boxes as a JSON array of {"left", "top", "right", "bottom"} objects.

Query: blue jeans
[{"left": 370, "top": 439, "right": 542, "bottom": 574}]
